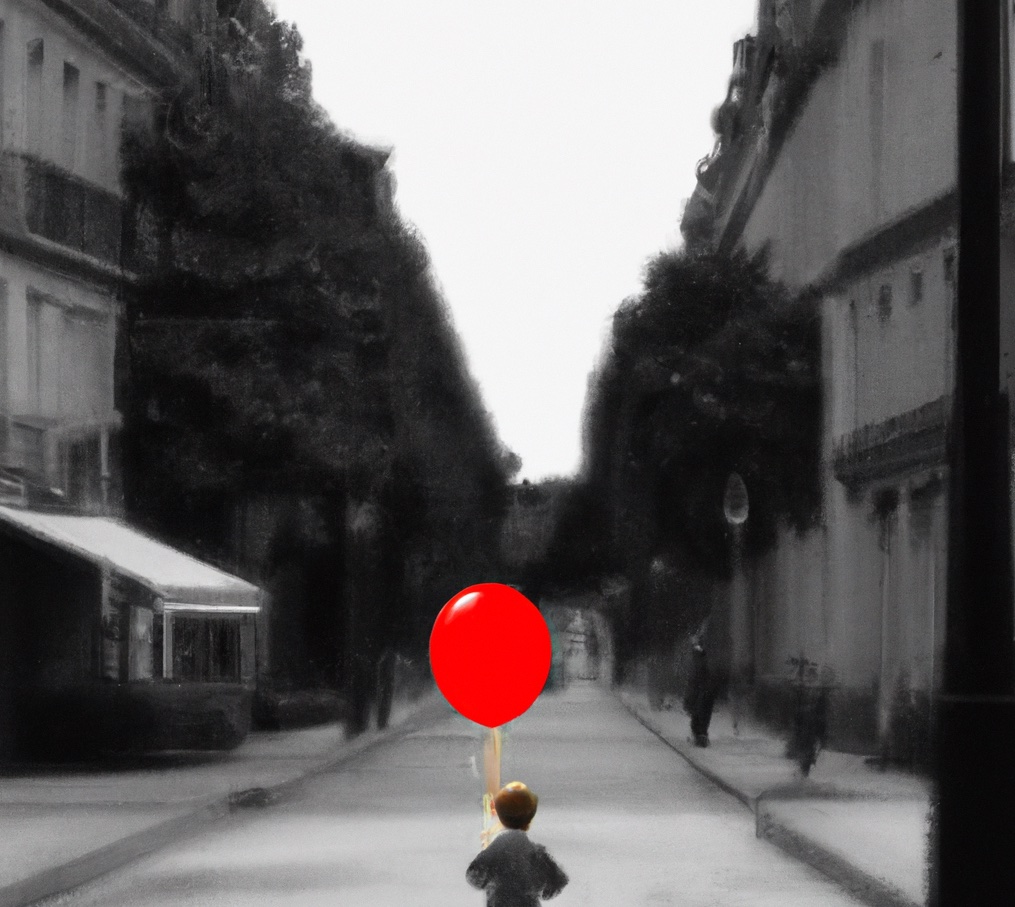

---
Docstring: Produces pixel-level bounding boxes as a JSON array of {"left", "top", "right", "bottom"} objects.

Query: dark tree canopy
[
  {"left": 119, "top": 2, "right": 509, "bottom": 665},
  {"left": 579, "top": 248, "right": 821, "bottom": 580}
]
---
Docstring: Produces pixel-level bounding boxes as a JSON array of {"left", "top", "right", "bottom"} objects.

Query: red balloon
[{"left": 430, "top": 583, "right": 551, "bottom": 728}]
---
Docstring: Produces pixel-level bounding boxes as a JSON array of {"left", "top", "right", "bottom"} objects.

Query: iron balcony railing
[
  {"left": 0, "top": 151, "right": 123, "bottom": 268},
  {"left": 832, "top": 395, "right": 950, "bottom": 487}
]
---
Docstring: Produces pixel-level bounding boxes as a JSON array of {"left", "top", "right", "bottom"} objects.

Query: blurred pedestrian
[{"left": 683, "top": 638, "right": 715, "bottom": 747}]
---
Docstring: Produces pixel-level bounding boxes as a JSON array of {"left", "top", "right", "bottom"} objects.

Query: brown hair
[{"left": 494, "top": 781, "right": 539, "bottom": 830}]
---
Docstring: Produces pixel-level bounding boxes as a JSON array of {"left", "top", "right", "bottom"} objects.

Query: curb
[
  {"left": 1, "top": 797, "right": 228, "bottom": 907},
  {"left": 616, "top": 691, "right": 921, "bottom": 907},
  {"left": 619, "top": 693, "right": 758, "bottom": 812},
  {"left": 756, "top": 803, "right": 922, "bottom": 907},
  {"left": 759, "top": 807, "right": 925, "bottom": 907},
  {"left": 256, "top": 695, "right": 450, "bottom": 806},
  {"left": 7, "top": 693, "right": 449, "bottom": 907}
]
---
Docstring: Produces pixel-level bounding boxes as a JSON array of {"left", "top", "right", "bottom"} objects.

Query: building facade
[
  {"left": 684, "top": 0, "right": 960, "bottom": 758},
  {"left": 0, "top": 0, "right": 211, "bottom": 512},
  {"left": 0, "top": 1, "right": 266, "bottom": 760}
]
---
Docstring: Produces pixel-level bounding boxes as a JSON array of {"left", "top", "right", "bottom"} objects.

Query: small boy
[{"left": 466, "top": 781, "right": 568, "bottom": 907}]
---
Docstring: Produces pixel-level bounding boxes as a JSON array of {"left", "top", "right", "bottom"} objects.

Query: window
[
  {"left": 0, "top": 279, "right": 7, "bottom": 411},
  {"left": 909, "top": 269, "right": 924, "bottom": 305},
  {"left": 61, "top": 308, "right": 113, "bottom": 419},
  {"left": 26, "top": 39, "right": 43, "bottom": 155},
  {"left": 943, "top": 247, "right": 956, "bottom": 284},
  {"left": 878, "top": 283, "right": 893, "bottom": 322},
  {"left": 869, "top": 40, "right": 886, "bottom": 213},
  {"left": 93, "top": 82, "right": 108, "bottom": 182},
  {"left": 65, "top": 433, "right": 102, "bottom": 510},
  {"left": 848, "top": 299, "right": 859, "bottom": 429},
  {"left": 0, "top": 23, "right": 7, "bottom": 149},
  {"left": 62, "top": 63, "right": 80, "bottom": 170},
  {"left": 8, "top": 422, "right": 44, "bottom": 474},
  {"left": 129, "top": 606, "right": 154, "bottom": 680},
  {"left": 26, "top": 293, "right": 41, "bottom": 408},
  {"left": 24, "top": 157, "right": 123, "bottom": 262},
  {"left": 171, "top": 615, "right": 242, "bottom": 682},
  {"left": 26, "top": 291, "right": 112, "bottom": 420}
]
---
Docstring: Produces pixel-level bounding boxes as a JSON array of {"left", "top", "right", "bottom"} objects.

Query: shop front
[{"left": 0, "top": 505, "right": 261, "bottom": 759}]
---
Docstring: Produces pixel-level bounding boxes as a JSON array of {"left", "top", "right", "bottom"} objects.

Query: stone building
[
  {"left": 0, "top": 0, "right": 213, "bottom": 510},
  {"left": 683, "top": 0, "right": 960, "bottom": 758},
  {"left": 0, "top": 1, "right": 264, "bottom": 760}
]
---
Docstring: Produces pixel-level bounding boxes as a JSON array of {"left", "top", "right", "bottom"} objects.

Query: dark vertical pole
[{"left": 932, "top": 3, "right": 1015, "bottom": 904}]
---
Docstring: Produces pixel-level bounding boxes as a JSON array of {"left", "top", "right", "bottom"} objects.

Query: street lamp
[
  {"left": 723, "top": 473, "right": 750, "bottom": 730},
  {"left": 723, "top": 472, "right": 749, "bottom": 526}
]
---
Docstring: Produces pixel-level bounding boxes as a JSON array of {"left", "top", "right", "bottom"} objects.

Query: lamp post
[
  {"left": 723, "top": 473, "right": 750, "bottom": 729},
  {"left": 931, "top": 3, "right": 1015, "bottom": 904}
]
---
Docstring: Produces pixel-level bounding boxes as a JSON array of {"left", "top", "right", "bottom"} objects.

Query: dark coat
[
  {"left": 466, "top": 829, "right": 568, "bottom": 907},
  {"left": 683, "top": 644, "right": 716, "bottom": 739},
  {"left": 683, "top": 646, "right": 712, "bottom": 713}
]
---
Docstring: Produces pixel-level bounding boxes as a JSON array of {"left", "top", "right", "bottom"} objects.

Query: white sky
[{"left": 268, "top": 1, "right": 757, "bottom": 481}]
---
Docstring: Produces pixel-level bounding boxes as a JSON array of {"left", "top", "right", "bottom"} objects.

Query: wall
[
  {"left": 0, "top": 0, "right": 149, "bottom": 195},
  {"left": 725, "top": 0, "right": 957, "bottom": 754},
  {"left": 0, "top": 1, "right": 158, "bottom": 505},
  {"left": 0, "top": 252, "right": 115, "bottom": 417},
  {"left": 829, "top": 242, "right": 955, "bottom": 435},
  {"left": 740, "top": 0, "right": 956, "bottom": 288}
]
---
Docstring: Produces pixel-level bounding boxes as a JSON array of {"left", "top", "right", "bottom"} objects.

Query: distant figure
[
  {"left": 586, "top": 626, "right": 600, "bottom": 680},
  {"left": 683, "top": 639, "right": 715, "bottom": 747},
  {"left": 375, "top": 647, "right": 396, "bottom": 730},
  {"left": 467, "top": 782, "right": 569, "bottom": 907}
]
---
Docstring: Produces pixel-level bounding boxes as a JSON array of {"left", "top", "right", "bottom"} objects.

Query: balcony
[
  {"left": 832, "top": 396, "right": 949, "bottom": 488},
  {"left": 0, "top": 151, "right": 124, "bottom": 273},
  {"left": 1, "top": 415, "right": 123, "bottom": 516}
]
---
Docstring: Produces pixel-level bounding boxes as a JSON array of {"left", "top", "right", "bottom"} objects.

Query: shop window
[
  {"left": 171, "top": 615, "right": 241, "bottom": 683},
  {"left": 102, "top": 573, "right": 131, "bottom": 681},
  {"left": 128, "top": 606, "right": 153, "bottom": 680}
]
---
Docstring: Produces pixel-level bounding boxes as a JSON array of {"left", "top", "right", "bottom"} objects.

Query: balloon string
[{"left": 481, "top": 726, "right": 503, "bottom": 848}]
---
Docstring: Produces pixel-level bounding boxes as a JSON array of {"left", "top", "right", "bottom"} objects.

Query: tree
[
  {"left": 119, "top": 2, "right": 510, "bottom": 722},
  {"left": 587, "top": 248, "right": 820, "bottom": 570},
  {"left": 120, "top": 8, "right": 404, "bottom": 517},
  {"left": 573, "top": 248, "right": 821, "bottom": 660}
]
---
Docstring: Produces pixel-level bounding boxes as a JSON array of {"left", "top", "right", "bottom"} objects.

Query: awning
[{"left": 0, "top": 506, "right": 260, "bottom": 610}]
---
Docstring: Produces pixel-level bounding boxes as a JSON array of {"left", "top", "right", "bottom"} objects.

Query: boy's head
[{"left": 494, "top": 781, "right": 538, "bottom": 830}]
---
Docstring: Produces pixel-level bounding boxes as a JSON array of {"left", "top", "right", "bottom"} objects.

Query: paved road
[{"left": 44, "top": 683, "right": 864, "bottom": 906}]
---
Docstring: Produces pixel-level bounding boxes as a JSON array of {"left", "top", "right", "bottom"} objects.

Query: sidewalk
[
  {"left": 0, "top": 691, "right": 448, "bottom": 907},
  {"left": 618, "top": 688, "right": 931, "bottom": 907}
]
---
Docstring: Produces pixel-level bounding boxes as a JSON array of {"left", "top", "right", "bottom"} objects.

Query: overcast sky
[{"left": 268, "top": 1, "right": 757, "bottom": 481}]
